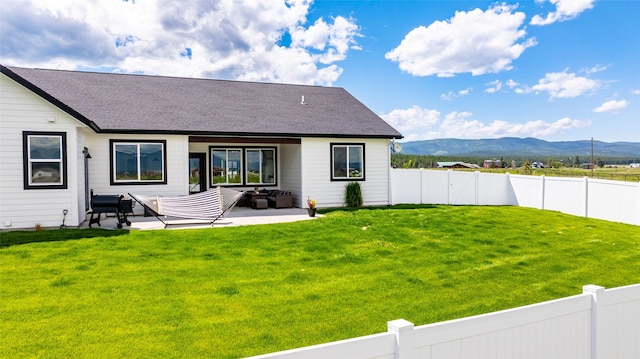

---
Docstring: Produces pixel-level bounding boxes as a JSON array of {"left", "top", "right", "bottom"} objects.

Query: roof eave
[{"left": 98, "top": 128, "right": 403, "bottom": 139}]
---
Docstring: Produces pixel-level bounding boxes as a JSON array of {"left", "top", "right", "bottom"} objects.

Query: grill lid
[{"left": 91, "top": 195, "right": 122, "bottom": 207}]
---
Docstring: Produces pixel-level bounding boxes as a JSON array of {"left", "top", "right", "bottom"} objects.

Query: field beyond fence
[{"left": 476, "top": 166, "right": 640, "bottom": 182}]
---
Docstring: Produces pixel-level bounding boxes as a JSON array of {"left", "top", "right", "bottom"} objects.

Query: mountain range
[{"left": 399, "top": 137, "right": 640, "bottom": 158}]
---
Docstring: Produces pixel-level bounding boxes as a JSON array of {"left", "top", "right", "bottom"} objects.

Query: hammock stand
[{"left": 128, "top": 187, "right": 245, "bottom": 228}]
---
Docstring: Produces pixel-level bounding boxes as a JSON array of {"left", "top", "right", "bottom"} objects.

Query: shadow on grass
[
  {"left": 0, "top": 228, "right": 130, "bottom": 248},
  {"left": 318, "top": 204, "right": 438, "bottom": 214}
]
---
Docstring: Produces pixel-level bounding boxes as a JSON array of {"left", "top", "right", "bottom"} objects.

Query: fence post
[
  {"left": 540, "top": 175, "right": 546, "bottom": 210},
  {"left": 388, "top": 319, "right": 415, "bottom": 359},
  {"left": 583, "top": 285, "right": 605, "bottom": 359},
  {"left": 475, "top": 171, "right": 480, "bottom": 205},
  {"left": 447, "top": 170, "right": 452, "bottom": 205},
  {"left": 584, "top": 176, "right": 589, "bottom": 218},
  {"left": 420, "top": 168, "right": 424, "bottom": 205}
]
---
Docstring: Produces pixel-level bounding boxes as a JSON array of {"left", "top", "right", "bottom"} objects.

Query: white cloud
[
  {"left": 593, "top": 100, "right": 628, "bottom": 113},
  {"left": 506, "top": 79, "right": 519, "bottom": 88},
  {"left": 631, "top": 90, "right": 640, "bottom": 95},
  {"left": 485, "top": 80, "right": 503, "bottom": 93},
  {"left": 582, "top": 64, "right": 608, "bottom": 74},
  {"left": 381, "top": 106, "right": 591, "bottom": 140},
  {"left": 531, "top": 0, "right": 595, "bottom": 26},
  {"left": 531, "top": 70, "right": 600, "bottom": 99},
  {"left": 385, "top": 3, "right": 536, "bottom": 77},
  {"left": 505, "top": 79, "right": 533, "bottom": 94},
  {"left": 441, "top": 87, "right": 472, "bottom": 101},
  {"left": 380, "top": 106, "right": 441, "bottom": 140},
  {"left": 0, "top": 0, "right": 360, "bottom": 86},
  {"left": 437, "top": 113, "right": 590, "bottom": 138}
]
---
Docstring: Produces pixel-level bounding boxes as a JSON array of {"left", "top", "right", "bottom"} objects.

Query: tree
[{"left": 574, "top": 155, "right": 580, "bottom": 167}]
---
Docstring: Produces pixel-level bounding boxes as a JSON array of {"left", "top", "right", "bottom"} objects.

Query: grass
[
  {"left": 1, "top": 206, "right": 639, "bottom": 358},
  {"left": 465, "top": 166, "right": 640, "bottom": 182}
]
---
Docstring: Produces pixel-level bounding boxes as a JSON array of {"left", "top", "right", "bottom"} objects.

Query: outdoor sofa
[{"left": 266, "top": 190, "right": 293, "bottom": 208}]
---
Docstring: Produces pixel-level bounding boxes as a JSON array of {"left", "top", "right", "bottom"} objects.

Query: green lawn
[{"left": 1, "top": 206, "right": 639, "bottom": 358}]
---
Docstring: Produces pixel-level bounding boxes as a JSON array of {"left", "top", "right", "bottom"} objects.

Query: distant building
[
  {"left": 437, "top": 162, "right": 480, "bottom": 169},
  {"left": 582, "top": 163, "right": 594, "bottom": 169},
  {"left": 483, "top": 159, "right": 502, "bottom": 168},
  {"left": 532, "top": 162, "right": 545, "bottom": 169}
]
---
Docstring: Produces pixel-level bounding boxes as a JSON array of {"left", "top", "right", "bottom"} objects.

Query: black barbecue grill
[{"left": 89, "top": 195, "right": 132, "bottom": 228}]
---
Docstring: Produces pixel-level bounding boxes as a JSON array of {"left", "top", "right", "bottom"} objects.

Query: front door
[{"left": 189, "top": 153, "right": 206, "bottom": 193}]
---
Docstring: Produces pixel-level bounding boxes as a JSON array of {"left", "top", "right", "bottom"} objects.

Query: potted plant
[{"left": 307, "top": 198, "right": 317, "bottom": 217}]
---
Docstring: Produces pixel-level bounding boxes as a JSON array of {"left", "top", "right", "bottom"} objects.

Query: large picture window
[
  {"left": 331, "top": 143, "right": 365, "bottom": 181},
  {"left": 110, "top": 140, "right": 166, "bottom": 184},
  {"left": 210, "top": 146, "right": 277, "bottom": 187},
  {"left": 23, "top": 131, "right": 67, "bottom": 189}
]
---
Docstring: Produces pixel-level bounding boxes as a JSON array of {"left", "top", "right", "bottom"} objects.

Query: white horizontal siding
[
  {"left": 1, "top": 72, "right": 191, "bottom": 227},
  {"left": 86, "top": 133, "right": 189, "bottom": 215},
  {"left": 300, "top": 138, "right": 391, "bottom": 208},
  {"left": 1, "top": 73, "right": 85, "bottom": 229},
  {"left": 280, "top": 143, "right": 302, "bottom": 207}
]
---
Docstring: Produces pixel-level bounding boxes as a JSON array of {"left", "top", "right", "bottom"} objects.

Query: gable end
[{"left": 1, "top": 65, "right": 100, "bottom": 132}]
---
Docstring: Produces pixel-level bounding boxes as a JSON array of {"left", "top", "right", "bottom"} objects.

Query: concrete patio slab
[{"left": 80, "top": 207, "right": 320, "bottom": 230}]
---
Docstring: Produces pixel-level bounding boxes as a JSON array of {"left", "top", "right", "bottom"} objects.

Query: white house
[{"left": 0, "top": 65, "right": 402, "bottom": 230}]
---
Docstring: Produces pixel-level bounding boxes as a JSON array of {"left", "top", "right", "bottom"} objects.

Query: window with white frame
[
  {"left": 23, "top": 131, "right": 67, "bottom": 189},
  {"left": 331, "top": 143, "right": 365, "bottom": 181},
  {"left": 110, "top": 140, "right": 166, "bottom": 184}
]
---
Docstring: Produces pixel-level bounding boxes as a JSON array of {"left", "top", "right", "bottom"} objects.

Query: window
[
  {"left": 23, "top": 131, "right": 67, "bottom": 189},
  {"left": 211, "top": 148, "right": 242, "bottom": 185},
  {"left": 246, "top": 148, "right": 276, "bottom": 185},
  {"left": 331, "top": 143, "right": 365, "bottom": 181},
  {"left": 210, "top": 146, "right": 277, "bottom": 186},
  {"left": 110, "top": 140, "right": 166, "bottom": 184}
]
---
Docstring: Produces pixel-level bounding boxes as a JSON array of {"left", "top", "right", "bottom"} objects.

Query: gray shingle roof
[{"left": 3, "top": 66, "right": 402, "bottom": 139}]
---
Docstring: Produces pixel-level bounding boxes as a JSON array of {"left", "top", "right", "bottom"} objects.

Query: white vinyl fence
[
  {"left": 389, "top": 169, "right": 640, "bottom": 225},
  {"left": 247, "top": 284, "right": 640, "bottom": 359}
]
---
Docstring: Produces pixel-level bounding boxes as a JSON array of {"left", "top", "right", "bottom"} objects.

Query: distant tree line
[{"left": 391, "top": 154, "right": 640, "bottom": 169}]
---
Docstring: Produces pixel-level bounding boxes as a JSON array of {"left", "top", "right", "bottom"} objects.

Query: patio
[{"left": 81, "top": 206, "right": 319, "bottom": 230}]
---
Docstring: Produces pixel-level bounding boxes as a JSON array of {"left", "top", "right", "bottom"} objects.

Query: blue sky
[{"left": 1, "top": 0, "right": 638, "bottom": 142}]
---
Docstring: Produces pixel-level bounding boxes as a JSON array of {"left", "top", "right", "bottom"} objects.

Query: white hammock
[{"left": 129, "top": 187, "right": 245, "bottom": 227}]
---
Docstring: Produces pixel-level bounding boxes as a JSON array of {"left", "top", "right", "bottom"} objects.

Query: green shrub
[{"left": 344, "top": 182, "right": 363, "bottom": 207}]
